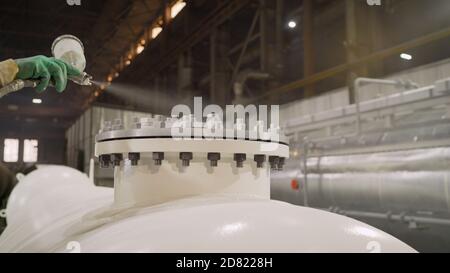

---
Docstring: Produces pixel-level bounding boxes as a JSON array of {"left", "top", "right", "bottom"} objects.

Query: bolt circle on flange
[{"left": 96, "top": 115, "right": 289, "bottom": 171}]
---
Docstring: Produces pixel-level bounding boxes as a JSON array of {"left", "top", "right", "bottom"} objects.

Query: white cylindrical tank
[
  {"left": 0, "top": 116, "right": 416, "bottom": 253},
  {"left": 0, "top": 166, "right": 415, "bottom": 253}
]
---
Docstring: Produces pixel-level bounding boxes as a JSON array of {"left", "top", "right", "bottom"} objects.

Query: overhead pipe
[
  {"left": 354, "top": 77, "right": 420, "bottom": 135},
  {"left": 305, "top": 147, "right": 450, "bottom": 174},
  {"left": 233, "top": 69, "right": 270, "bottom": 97},
  {"left": 329, "top": 208, "right": 450, "bottom": 228}
]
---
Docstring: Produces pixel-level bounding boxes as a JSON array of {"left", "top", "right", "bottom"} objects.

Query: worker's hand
[{"left": 15, "top": 55, "right": 81, "bottom": 93}]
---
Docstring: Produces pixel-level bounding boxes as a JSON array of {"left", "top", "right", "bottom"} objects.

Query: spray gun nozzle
[{"left": 69, "top": 72, "right": 93, "bottom": 86}]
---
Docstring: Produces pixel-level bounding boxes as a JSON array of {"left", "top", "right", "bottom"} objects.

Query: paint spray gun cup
[{"left": 52, "top": 35, "right": 92, "bottom": 86}]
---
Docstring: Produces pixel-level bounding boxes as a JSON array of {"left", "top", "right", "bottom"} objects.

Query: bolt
[
  {"left": 277, "top": 157, "right": 286, "bottom": 170},
  {"left": 153, "top": 152, "right": 165, "bottom": 166},
  {"left": 99, "top": 155, "right": 111, "bottom": 168},
  {"left": 112, "top": 154, "right": 123, "bottom": 167},
  {"left": 180, "top": 152, "right": 193, "bottom": 167},
  {"left": 128, "top": 153, "right": 140, "bottom": 166},
  {"left": 207, "top": 153, "right": 221, "bottom": 167},
  {"left": 254, "top": 155, "right": 266, "bottom": 168},
  {"left": 269, "top": 156, "right": 280, "bottom": 170},
  {"left": 234, "top": 153, "right": 246, "bottom": 168}
]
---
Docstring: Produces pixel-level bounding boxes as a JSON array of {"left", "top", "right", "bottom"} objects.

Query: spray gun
[{"left": 0, "top": 35, "right": 92, "bottom": 98}]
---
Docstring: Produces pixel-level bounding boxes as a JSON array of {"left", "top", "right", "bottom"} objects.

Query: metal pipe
[
  {"left": 259, "top": 0, "right": 267, "bottom": 72},
  {"left": 301, "top": 139, "right": 309, "bottom": 207},
  {"left": 354, "top": 77, "right": 419, "bottom": 135},
  {"left": 231, "top": 8, "right": 260, "bottom": 82},
  {"left": 233, "top": 70, "right": 270, "bottom": 97},
  {"left": 0, "top": 80, "right": 37, "bottom": 99},
  {"left": 305, "top": 147, "right": 450, "bottom": 174},
  {"left": 0, "top": 73, "right": 92, "bottom": 99},
  {"left": 272, "top": 169, "right": 450, "bottom": 215},
  {"left": 330, "top": 208, "right": 450, "bottom": 227}
]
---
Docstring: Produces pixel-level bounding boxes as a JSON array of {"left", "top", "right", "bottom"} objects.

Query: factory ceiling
[
  {"left": 2, "top": 0, "right": 450, "bottom": 137},
  {"left": 0, "top": 0, "right": 163, "bottom": 134}
]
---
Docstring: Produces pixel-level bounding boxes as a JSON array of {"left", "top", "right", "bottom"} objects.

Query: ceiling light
[
  {"left": 171, "top": 1, "right": 186, "bottom": 18},
  {"left": 288, "top": 21, "right": 297, "bottom": 29},
  {"left": 137, "top": 44, "right": 145, "bottom": 54},
  {"left": 400, "top": 53, "right": 412, "bottom": 61},
  {"left": 32, "top": 98, "right": 42, "bottom": 104},
  {"left": 152, "top": 26, "right": 163, "bottom": 39}
]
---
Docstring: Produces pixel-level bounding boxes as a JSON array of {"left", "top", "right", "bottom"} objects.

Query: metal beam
[
  {"left": 0, "top": 105, "right": 79, "bottom": 119},
  {"left": 210, "top": 27, "right": 231, "bottom": 106},
  {"left": 230, "top": 9, "right": 260, "bottom": 89},
  {"left": 0, "top": 118, "right": 73, "bottom": 130},
  {"left": 0, "top": 6, "right": 98, "bottom": 23},
  {"left": 131, "top": 0, "right": 252, "bottom": 81},
  {"left": 303, "top": 0, "right": 315, "bottom": 97}
]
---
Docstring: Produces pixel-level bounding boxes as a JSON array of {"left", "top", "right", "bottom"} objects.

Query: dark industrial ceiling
[
  {"left": 0, "top": 0, "right": 163, "bottom": 134},
  {"left": 2, "top": 0, "right": 450, "bottom": 138}
]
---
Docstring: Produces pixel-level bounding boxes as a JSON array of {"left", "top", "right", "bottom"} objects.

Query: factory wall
[
  {"left": 280, "top": 57, "right": 450, "bottom": 123},
  {"left": 37, "top": 138, "right": 66, "bottom": 164}
]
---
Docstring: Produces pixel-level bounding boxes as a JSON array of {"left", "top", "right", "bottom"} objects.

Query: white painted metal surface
[{"left": 0, "top": 164, "right": 416, "bottom": 253}]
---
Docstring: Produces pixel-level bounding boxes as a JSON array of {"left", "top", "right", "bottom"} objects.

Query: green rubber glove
[{"left": 15, "top": 55, "right": 81, "bottom": 93}]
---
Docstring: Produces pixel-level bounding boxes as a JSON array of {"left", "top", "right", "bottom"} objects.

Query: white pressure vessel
[
  {"left": 0, "top": 116, "right": 416, "bottom": 253},
  {"left": 0, "top": 165, "right": 415, "bottom": 253}
]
